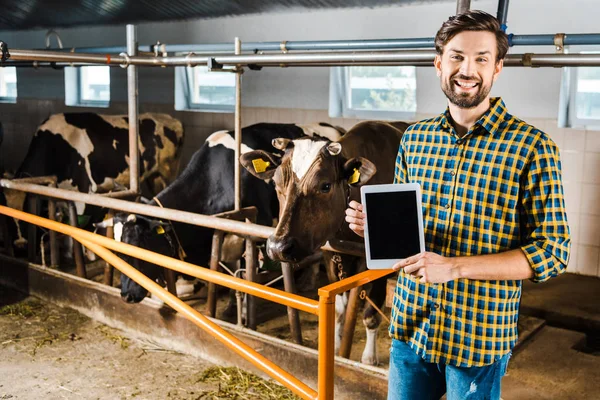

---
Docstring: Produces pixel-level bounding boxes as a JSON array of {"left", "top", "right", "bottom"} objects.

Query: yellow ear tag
[
  {"left": 348, "top": 168, "right": 361, "bottom": 185},
  {"left": 252, "top": 158, "right": 270, "bottom": 173},
  {"left": 156, "top": 225, "right": 165, "bottom": 235}
]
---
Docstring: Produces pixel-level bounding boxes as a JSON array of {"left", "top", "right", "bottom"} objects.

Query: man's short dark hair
[{"left": 434, "top": 10, "right": 509, "bottom": 63}]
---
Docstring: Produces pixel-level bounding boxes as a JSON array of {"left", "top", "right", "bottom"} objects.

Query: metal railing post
[
  {"left": 234, "top": 37, "right": 242, "bottom": 211},
  {"left": 68, "top": 202, "right": 86, "bottom": 278},
  {"left": 456, "top": 0, "right": 470, "bottom": 14},
  {"left": 318, "top": 295, "right": 335, "bottom": 400},
  {"left": 102, "top": 209, "right": 115, "bottom": 286},
  {"left": 207, "top": 230, "right": 225, "bottom": 317},
  {"left": 126, "top": 24, "right": 140, "bottom": 194}
]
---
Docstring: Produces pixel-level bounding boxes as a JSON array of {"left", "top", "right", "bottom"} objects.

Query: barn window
[
  {"left": 65, "top": 66, "right": 110, "bottom": 107},
  {"left": 329, "top": 66, "right": 417, "bottom": 119},
  {"left": 174, "top": 66, "right": 235, "bottom": 112},
  {"left": 567, "top": 66, "right": 600, "bottom": 128},
  {"left": 0, "top": 67, "right": 17, "bottom": 103}
]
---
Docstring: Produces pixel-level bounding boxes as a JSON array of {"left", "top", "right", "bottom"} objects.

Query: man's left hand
[{"left": 392, "top": 252, "right": 460, "bottom": 284}]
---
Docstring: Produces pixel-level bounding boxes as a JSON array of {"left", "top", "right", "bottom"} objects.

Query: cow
[
  {"left": 2, "top": 112, "right": 184, "bottom": 252},
  {"left": 102, "top": 122, "right": 345, "bottom": 306},
  {"left": 240, "top": 120, "right": 408, "bottom": 366}
]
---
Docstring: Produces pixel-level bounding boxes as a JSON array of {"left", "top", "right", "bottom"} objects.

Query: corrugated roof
[{"left": 0, "top": 0, "right": 451, "bottom": 31}]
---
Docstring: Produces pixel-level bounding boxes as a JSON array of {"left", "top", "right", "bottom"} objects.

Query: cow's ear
[
  {"left": 240, "top": 150, "right": 280, "bottom": 181},
  {"left": 342, "top": 157, "right": 377, "bottom": 187}
]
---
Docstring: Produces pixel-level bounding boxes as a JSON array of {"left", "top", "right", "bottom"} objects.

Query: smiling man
[{"left": 345, "top": 10, "right": 570, "bottom": 400}]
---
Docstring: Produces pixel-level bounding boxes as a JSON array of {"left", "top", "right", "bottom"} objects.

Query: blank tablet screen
[{"left": 365, "top": 191, "right": 422, "bottom": 260}]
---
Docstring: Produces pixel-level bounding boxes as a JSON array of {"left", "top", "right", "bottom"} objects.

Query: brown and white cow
[{"left": 241, "top": 120, "right": 408, "bottom": 365}]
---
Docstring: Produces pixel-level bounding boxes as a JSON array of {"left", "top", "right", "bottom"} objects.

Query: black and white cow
[
  {"left": 3, "top": 112, "right": 184, "bottom": 249},
  {"left": 105, "top": 122, "right": 345, "bottom": 304}
]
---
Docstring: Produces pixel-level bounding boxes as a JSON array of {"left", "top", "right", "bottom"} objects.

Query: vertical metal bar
[
  {"left": 47, "top": 196, "right": 59, "bottom": 268},
  {"left": 27, "top": 195, "right": 38, "bottom": 262},
  {"left": 103, "top": 209, "right": 115, "bottom": 286},
  {"left": 318, "top": 297, "right": 335, "bottom": 400},
  {"left": 165, "top": 268, "right": 177, "bottom": 296},
  {"left": 282, "top": 262, "right": 303, "bottom": 345},
  {"left": 497, "top": 0, "right": 510, "bottom": 29},
  {"left": 338, "top": 287, "right": 360, "bottom": 359},
  {"left": 245, "top": 237, "right": 258, "bottom": 330},
  {"left": 207, "top": 230, "right": 225, "bottom": 317},
  {"left": 127, "top": 24, "right": 140, "bottom": 194},
  {"left": 0, "top": 213, "right": 13, "bottom": 257},
  {"left": 68, "top": 202, "right": 86, "bottom": 278},
  {"left": 456, "top": 0, "right": 470, "bottom": 14},
  {"left": 234, "top": 37, "right": 242, "bottom": 211}
]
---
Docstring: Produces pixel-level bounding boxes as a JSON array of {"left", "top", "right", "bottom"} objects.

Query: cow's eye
[{"left": 320, "top": 183, "right": 331, "bottom": 193}]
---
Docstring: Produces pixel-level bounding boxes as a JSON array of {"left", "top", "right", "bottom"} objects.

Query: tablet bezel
[{"left": 360, "top": 183, "right": 425, "bottom": 269}]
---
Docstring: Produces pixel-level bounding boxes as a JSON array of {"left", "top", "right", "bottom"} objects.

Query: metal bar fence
[{"left": 0, "top": 204, "right": 393, "bottom": 400}]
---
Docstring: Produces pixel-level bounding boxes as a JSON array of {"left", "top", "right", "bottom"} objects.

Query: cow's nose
[
  {"left": 121, "top": 293, "right": 135, "bottom": 303},
  {"left": 267, "top": 235, "right": 298, "bottom": 262}
]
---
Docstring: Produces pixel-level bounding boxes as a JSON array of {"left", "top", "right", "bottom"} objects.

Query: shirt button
[
  {"left": 450, "top": 170, "right": 456, "bottom": 176},
  {"left": 456, "top": 139, "right": 463, "bottom": 145},
  {"left": 433, "top": 303, "right": 440, "bottom": 309},
  {"left": 444, "top": 203, "right": 450, "bottom": 209}
]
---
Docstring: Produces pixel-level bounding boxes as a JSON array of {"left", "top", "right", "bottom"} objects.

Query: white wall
[{"left": 1, "top": 0, "right": 600, "bottom": 117}]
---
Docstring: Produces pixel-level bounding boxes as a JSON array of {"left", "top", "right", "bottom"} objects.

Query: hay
[
  {"left": 195, "top": 366, "right": 301, "bottom": 400},
  {"left": 0, "top": 299, "right": 44, "bottom": 318},
  {"left": 95, "top": 325, "right": 131, "bottom": 349}
]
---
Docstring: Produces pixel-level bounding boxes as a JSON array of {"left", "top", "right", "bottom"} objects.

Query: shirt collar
[{"left": 438, "top": 97, "right": 508, "bottom": 138}]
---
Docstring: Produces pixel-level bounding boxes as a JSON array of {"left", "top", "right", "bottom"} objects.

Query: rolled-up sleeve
[{"left": 520, "top": 139, "right": 571, "bottom": 283}]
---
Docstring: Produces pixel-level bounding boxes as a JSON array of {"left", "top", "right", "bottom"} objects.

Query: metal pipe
[
  {"left": 77, "top": 236, "right": 318, "bottom": 400},
  {"left": 456, "top": 0, "right": 470, "bottom": 14},
  {"left": 103, "top": 209, "right": 115, "bottom": 286},
  {"left": 234, "top": 37, "right": 242, "bottom": 212},
  {"left": 8, "top": 47, "right": 600, "bottom": 67},
  {"left": 0, "top": 180, "right": 274, "bottom": 239},
  {"left": 0, "top": 205, "right": 320, "bottom": 315},
  {"left": 497, "top": 0, "right": 510, "bottom": 31},
  {"left": 68, "top": 202, "right": 86, "bottom": 278},
  {"left": 126, "top": 25, "right": 140, "bottom": 194},
  {"left": 338, "top": 286, "right": 360, "bottom": 359},
  {"left": 510, "top": 34, "right": 600, "bottom": 47},
  {"left": 282, "top": 262, "right": 303, "bottom": 345},
  {"left": 207, "top": 230, "right": 225, "bottom": 317},
  {"left": 318, "top": 268, "right": 394, "bottom": 300},
  {"left": 27, "top": 195, "right": 38, "bottom": 263},
  {"left": 318, "top": 297, "right": 335, "bottom": 400},
  {"left": 245, "top": 237, "right": 258, "bottom": 330},
  {"left": 54, "top": 30, "right": 600, "bottom": 54},
  {"left": 47, "top": 191, "right": 59, "bottom": 268},
  {"left": 0, "top": 180, "right": 365, "bottom": 257}
]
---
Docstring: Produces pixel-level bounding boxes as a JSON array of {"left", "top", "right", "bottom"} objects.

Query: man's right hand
[{"left": 345, "top": 200, "right": 366, "bottom": 238}]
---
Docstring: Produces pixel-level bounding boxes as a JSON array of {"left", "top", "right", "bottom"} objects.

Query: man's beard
[{"left": 441, "top": 74, "right": 491, "bottom": 109}]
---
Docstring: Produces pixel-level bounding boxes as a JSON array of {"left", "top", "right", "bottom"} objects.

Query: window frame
[
  {"left": 568, "top": 65, "right": 600, "bottom": 129},
  {"left": 329, "top": 66, "right": 417, "bottom": 120},
  {"left": 174, "top": 65, "right": 235, "bottom": 113},
  {"left": 65, "top": 66, "right": 110, "bottom": 108},
  {"left": 0, "top": 66, "right": 18, "bottom": 104}
]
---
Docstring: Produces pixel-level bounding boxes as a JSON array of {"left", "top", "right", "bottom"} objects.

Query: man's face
[{"left": 435, "top": 31, "right": 503, "bottom": 109}]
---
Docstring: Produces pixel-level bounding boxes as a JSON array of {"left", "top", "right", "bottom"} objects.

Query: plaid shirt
[{"left": 389, "top": 97, "right": 570, "bottom": 367}]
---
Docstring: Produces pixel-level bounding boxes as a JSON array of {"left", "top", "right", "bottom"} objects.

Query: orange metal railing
[{"left": 0, "top": 205, "right": 394, "bottom": 400}]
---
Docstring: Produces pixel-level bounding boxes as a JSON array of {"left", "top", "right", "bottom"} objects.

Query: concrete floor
[{"left": 502, "top": 326, "right": 600, "bottom": 399}]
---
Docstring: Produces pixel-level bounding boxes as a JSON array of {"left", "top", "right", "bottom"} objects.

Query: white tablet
[{"left": 360, "top": 183, "right": 425, "bottom": 269}]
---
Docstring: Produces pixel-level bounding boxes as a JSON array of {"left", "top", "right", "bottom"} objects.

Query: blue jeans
[{"left": 388, "top": 339, "right": 510, "bottom": 400}]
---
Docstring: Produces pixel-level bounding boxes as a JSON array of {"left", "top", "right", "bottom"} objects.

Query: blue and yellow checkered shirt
[{"left": 389, "top": 97, "right": 570, "bottom": 367}]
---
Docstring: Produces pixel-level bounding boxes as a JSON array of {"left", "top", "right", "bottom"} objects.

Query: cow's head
[
  {"left": 241, "top": 137, "right": 376, "bottom": 263},
  {"left": 96, "top": 214, "right": 173, "bottom": 303}
]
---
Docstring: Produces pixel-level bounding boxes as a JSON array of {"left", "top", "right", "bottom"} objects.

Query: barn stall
[{"left": 1, "top": 0, "right": 600, "bottom": 399}]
